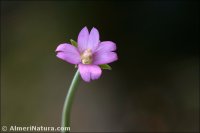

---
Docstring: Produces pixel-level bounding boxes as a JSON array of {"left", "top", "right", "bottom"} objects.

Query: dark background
[{"left": 1, "top": 1, "right": 199, "bottom": 132}]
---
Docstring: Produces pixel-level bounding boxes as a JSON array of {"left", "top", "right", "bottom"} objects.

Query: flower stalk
[{"left": 61, "top": 70, "right": 81, "bottom": 133}]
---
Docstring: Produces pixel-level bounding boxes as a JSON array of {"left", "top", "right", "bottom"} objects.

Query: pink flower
[{"left": 56, "top": 27, "right": 118, "bottom": 82}]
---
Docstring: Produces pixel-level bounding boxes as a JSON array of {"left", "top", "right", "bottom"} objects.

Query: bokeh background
[{"left": 1, "top": 1, "right": 199, "bottom": 132}]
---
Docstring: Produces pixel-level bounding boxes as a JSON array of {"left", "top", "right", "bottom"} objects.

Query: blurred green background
[{"left": 1, "top": 1, "right": 199, "bottom": 132}]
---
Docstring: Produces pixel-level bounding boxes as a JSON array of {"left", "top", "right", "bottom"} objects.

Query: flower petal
[
  {"left": 56, "top": 43, "right": 81, "bottom": 64},
  {"left": 55, "top": 43, "right": 72, "bottom": 52},
  {"left": 95, "top": 41, "right": 116, "bottom": 53},
  {"left": 78, "top": 64, "right": 102, "bottom": 82},
  {"left": 87, "top": 27, "right": 100, "bottom": 51},
  {"left": 78, "top": 26, "right": 89, "bottom": 52},
  {"left": 93, "top": 51, "right": 118, "bottom": 65}
]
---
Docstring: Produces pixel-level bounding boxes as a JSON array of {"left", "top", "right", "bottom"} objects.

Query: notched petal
[
  {"left": 87, "top": 27, "right": 100, "bottom": 51},
  {"left": 78, "top": 26, "right": 89, "bottom": 52},
  {"left": 95, "top": 41, "right": 116, "bottom": 53},
  {"left": 55, "top": 43, "right": 81, "bottom": 64},
  {"left": 55, "top": 43, "right": 71, "bottom": 52},
  {"left": 78, "top": 64, "right": 102, "bottom": 82},
  {"left": 93, "top": 52, "right": 118, "bottom": 65}
]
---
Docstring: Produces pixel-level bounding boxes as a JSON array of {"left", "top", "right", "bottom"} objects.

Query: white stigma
[{"left": 81, "top": 49, "right": 92, "bottom": 64}]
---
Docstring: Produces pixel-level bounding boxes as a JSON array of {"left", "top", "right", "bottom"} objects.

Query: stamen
[{"left": 81, "top": 49, "right": 92, "bottom": 64}]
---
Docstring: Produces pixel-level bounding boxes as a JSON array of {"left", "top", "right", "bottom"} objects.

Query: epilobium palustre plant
[{"left": 55, "top": 26, "right": 118, "bottom": 133}]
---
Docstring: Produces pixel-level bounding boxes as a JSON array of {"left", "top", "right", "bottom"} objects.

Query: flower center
[{"left": 81, "top": 49, "right": 92, "bottom": 64}]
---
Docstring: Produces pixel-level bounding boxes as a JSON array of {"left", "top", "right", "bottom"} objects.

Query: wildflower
[{"left": 56, "top": 27, "right": 118, "bottom": 82}]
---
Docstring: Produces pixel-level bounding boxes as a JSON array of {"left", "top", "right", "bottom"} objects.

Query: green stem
[{"left": 61, "top": 70, "right": 81, "bottom": 133}]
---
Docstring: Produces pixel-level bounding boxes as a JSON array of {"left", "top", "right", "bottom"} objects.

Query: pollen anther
[{"left": 81, "top": 49, "right": 92, "bottom": 64}]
